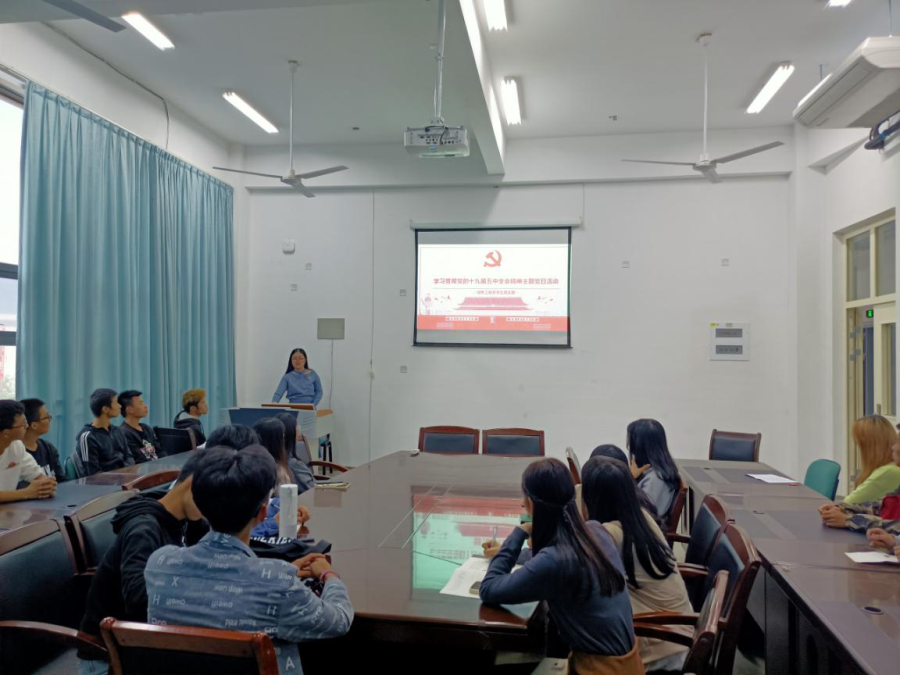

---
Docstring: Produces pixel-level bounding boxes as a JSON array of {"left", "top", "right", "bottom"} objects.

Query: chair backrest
[
  {"left": 65, "top": 490, "right": 138, "bottom": 573},
  {"left": 100, "top": 619, "right": 279, "bottom": 675},
  {"left": 703, "top": 524, "right": 761, "bottom": 675},
  {"left": 154, "top": 427, "right": 196, "bottom": 456},
  {"left": 681, "top": 570, "right": 730, "bottom": 675},
  {"left": 685, "top": 495, "right": 734, "bottom": 567},
  {"left": 566, "top": 447, "right": 581, "bottom": 485},
  {"left": 666, "top": 475, "right": 689, "bottom": 537},
  {"left": 418, "top": 426, "right": 479, "bottom": 454},
  {"left": 708, "top": 429, "right": 761, "bottom": 462},
  {"left": 482, "top": 428, "right": 545, "bottom": 456},
  {"left": 64, "top": 453, "right": 85, "bottom": 480},
  {"left": 122, "top": 470, "right": 180, "bottom": 492},
  {"left": 0, "top": 520, "right": 81, "bottom": 673},
  {"left": 804, "top": 459, "right": 841, "bottom": 500}
]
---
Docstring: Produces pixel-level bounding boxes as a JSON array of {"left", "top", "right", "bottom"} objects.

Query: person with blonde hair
[
  {"left": 842, "top": 415, "right": 900, "bottom": 504},
  {"left": 173, "top": 388, "right": 207, "bottom": 446}
]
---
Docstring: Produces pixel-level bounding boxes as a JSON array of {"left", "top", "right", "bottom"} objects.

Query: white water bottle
[{"left": 278, "top": 484, "right": 299, "bottom": 539}]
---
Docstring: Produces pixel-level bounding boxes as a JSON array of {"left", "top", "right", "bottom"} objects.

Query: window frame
[{"left": 0, "top": 85, "right": 23, "bottom": 354}]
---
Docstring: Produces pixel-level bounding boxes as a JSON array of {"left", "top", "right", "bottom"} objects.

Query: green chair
[{"left": 804, "top": 459, "right": 841, "bottom": 500}]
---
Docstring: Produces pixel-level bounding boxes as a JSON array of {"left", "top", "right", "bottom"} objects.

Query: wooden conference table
[{"left": 677, "top": 458, "right": 900, "bottom": 675}]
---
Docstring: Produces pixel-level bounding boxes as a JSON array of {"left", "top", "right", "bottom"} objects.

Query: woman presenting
[{"left": 272, "top": 348, "right": 324, "bottom": 407}]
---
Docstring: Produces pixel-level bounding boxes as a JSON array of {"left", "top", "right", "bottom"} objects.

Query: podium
[{"left": 221, "top": 405, "right": 335, "bottom": 462}]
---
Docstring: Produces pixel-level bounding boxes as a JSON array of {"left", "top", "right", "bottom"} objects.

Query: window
[{"left": 0, "top": 94, "right": 22, "bottom": 399}]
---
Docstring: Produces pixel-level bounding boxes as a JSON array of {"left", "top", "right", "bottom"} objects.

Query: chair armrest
[
  {"left": 677, "top": 562, "right": 708, "bottom": 580},
  {"left": 0, "top": 621, "right": 107, "bottom": 660},
  {"left": 310, "top": 461, "right": 348, "bottom": 473},
  {"left": 632, "top": 611, "right": 699, "bottom": 627},
  {"left": 667, "top": 533, "right": 690, "bottom": 544},
  {"left": 633, "top": 623, "right": 694, "bottom": 648}
]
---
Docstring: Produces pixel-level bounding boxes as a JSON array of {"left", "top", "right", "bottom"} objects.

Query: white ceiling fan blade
[
  {"left": 622, "top": 159, "right": 696, "bottom": 166},
  {"left": 711, "top": 141, "right": 784, "bottom": 165},
  {"left": 295, "top": 165, "right": 349, "bottom": 180},
  {"left": 702, "top": 168, "right": 723, "bottom": 184},
  {"left": 212, "top": 167, "right": 283, "bottom": 179},
  {"left": 283, "top": 179, "right": 316, "bottom": 197},
  {"left": 40, "top": 0, "right": 126, "bottom": 32}
]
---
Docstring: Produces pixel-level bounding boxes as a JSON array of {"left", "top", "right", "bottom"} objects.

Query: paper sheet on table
[
  {"left": 845, "top": 551, "right": 900, "bottom": 564},
  {"left": 440, "top": 556, "right": 521, "bottom": 598},
  {"left": 746, "top": 473, "right": 798, "bottom": 484}
]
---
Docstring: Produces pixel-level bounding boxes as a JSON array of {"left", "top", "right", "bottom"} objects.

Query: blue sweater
[
  {"left": 480, "top": 527, "right": 635, "bottom": 656},
  {"left": 272, "top": 369, "right": 323, "bottom": 406}
]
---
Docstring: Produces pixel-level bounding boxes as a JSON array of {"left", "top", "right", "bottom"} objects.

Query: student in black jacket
[
  {"left": 118, "top": 390, "right": 162, "bottom": 462},
  {"left": 76, "top": 389, "right": 133, "bottom": 476},
  {"left": 18, "top": 398, "right": 65, "bottom": 483},
  {"left": 79, "top": 450, "right": 208, "bottom": 644},
  {"left": 173, "top": 388, "right": 207, "bottom": 446}
]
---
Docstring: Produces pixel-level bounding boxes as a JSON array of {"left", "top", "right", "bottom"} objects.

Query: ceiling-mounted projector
[{"left": 404, "top": 123, "right": 470, "bottom": 158}]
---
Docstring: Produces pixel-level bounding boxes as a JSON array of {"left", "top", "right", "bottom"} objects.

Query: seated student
[
  {"left": 820, "top": 429, "right": 900, "bottom": 534},
  {"left": 0, "top": 400, "right": 57, "bottom": 503},
  {"left": 118, "top": 390, "right": 162, "bottom": 463},
  {"left": 18, "top": 398, "right": 66, "bottom": 484},
  {"left": 253, "top": 417, "right": 314, "bottom": 491},
  {"left": 627, "top": 419, "right": 681, "bottom": 520},
  {"left": 173, "top": 388, "right": 207, "bottom": 446},
  {"left": 479, "top": 458, "right": 641, "bottom": 674},
  {"left": 79, "top": 451, "right": 208, "bottom": 651},
  {"left": 588, "top": 444, "right": 662, "bottom": 528},
  {"left": 842, "top": 416, "right": 900, "bottom": 504},
  {"left": 582, "top": 456, "right": 692, "bottom": 671},
  {"left": 275, "top": 411, "right": 317, "bottom": 493},
  {"left": 145, "top": 447, "right": 354, "bottom": 675},
  {"left": 205, "top": 423, "right": 259, "bottom": 451},
  {"left": 77, "top": 388, "right": 134, "bottom": 476}
]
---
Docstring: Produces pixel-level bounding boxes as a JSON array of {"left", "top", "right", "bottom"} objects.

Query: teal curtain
[{"left": 17, "top": 83, "right": 235, "bottom": 457}]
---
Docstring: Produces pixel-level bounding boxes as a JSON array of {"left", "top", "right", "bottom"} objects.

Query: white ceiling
[{"left": 0, "top": 0, "right": 891, "bottom": 146}]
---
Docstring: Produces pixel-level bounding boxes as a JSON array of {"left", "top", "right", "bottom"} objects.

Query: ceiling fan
[
  {"left": 622, "top": 34, "right": 783, "bottom": 184},
  {"left": 39, "top": 0, "right": 125, "bottom": 32},
  {"left": 213, "top": 61, "right": 348, "bottom": 197}
]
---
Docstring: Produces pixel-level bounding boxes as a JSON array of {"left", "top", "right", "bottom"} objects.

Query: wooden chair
[
  {"left": 708, "top": 429, "right": 761, "bottom": 462},
  {"left": 632, "top": 570, "right": 729, "bottom": 675},
  {"left": 64, "top": 490, "right": 138, "bottom": 574},
  {"left": 664, "top": 475, "right": 689, "bottom": 542},
  {"left": 121, "top": 470, "right": 180, "bottom": 492},
  {"left": 418, "top": 426, "right": 479, "bottom": 454},
  {"left": 667, "top": 494, "right": 734, "bottom": 608},
  {"left": 0, "top": 520, "right": 105, "bottom": 674},
  {"left": 676, "top": 524, "right": 762, "bottom": 675},
  {"left": 481, "top": 428, "right": 545, "bottom": 456},
  {"left": 565, "top": 447, "right": 581, "bottom": 484},
  {"left": 154, "top": 426, "right": 197, "bottom": 456},
  {"left": 100, "top": 618, "right": 279, "bottom": 675},
  {"left": 293, "top": 435, "right": 349, "bottom": 480}
]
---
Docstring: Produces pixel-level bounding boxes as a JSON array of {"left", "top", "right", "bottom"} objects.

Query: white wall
[
  {"left": 794, "top": 125, "right": 900, "bottom": 491},
  {"left": 243, "top": 176, "right": 794, "bottom": 472}
]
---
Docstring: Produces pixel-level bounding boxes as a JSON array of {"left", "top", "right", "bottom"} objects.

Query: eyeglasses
[
  {"left": 9, "top": 423, "right": 28, "bottom": 430},
  {"left": 39, "top": 415, "right": 53, "bottom": 422}
]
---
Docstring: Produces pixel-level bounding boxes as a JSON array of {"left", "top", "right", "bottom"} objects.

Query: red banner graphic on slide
[{"left": 417, "top": 315, "right": 569, "bottom": 332}]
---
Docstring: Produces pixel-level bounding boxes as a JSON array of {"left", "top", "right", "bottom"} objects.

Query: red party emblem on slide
[{"left": 483, "top": 250, "right": 503, "bottom": 267}]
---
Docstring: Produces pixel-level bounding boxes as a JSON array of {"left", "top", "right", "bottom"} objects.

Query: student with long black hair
[
  {"left": 274, "top": 412, "right": 316, "bottom": 493},
  {"left": 479, "top": 458, "right": 642, "bottom": 674},
  {"left": 252, "top": 417, "right": 298, "bottom": 487},
  {"left": 589, "top": 444, "right": 663, "bottom": 528},
  {"left": 582, "top": 456, "right": 692, "bottom": 671},
  {"left": 627, "top": 419, "right": 681, "bottom": 519}
]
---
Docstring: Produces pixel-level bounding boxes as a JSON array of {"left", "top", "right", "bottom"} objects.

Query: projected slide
[{"left": 415, "top": 228, "right": 572, "bottom": 347}]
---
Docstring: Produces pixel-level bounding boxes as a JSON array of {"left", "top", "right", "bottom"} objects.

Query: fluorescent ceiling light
[
  {"left": 222, "top": 92, "right": 278, "bottom": 134},
  {"left": 746, "top": 63, "right": 795, "bottom": 114},
  {"left": 826, "top": 0, "right": 854, "bottom": 7},
  {"left": 483, "top": 0, "right": 508, "bottom": 31},
  {"left": 501, "top": 77, "right": 521, "bottom": 125},
  {"left": 121, "top": 13, "right": 174, "bottom": 50},
  {"left": 797, "top": 73, "right": 833, "bottom": 108}
]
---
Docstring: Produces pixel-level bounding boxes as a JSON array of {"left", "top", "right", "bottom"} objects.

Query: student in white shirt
[{"left": 0, "top": 400, "right": 57, "bottom": 502}]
